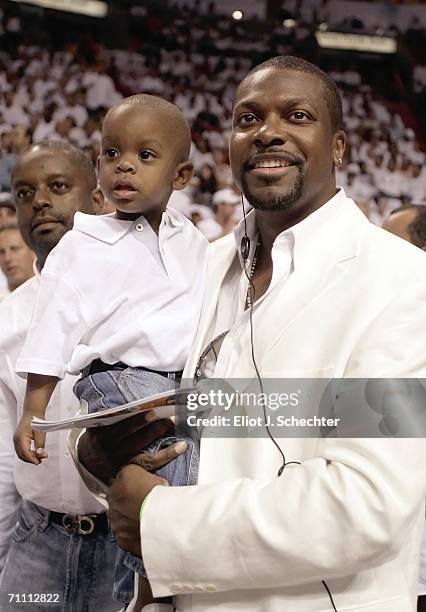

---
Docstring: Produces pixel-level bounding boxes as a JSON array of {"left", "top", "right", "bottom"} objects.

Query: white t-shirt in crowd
[{"left": 197, "top": 218, "right": 223, "bottom": 242}]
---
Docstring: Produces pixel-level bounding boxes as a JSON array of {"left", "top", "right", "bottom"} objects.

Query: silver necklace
[{"left": 245, "top": 237, "right": 262, "bottom": 309}]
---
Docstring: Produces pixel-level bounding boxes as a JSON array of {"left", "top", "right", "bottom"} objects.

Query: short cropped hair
[
  {"left": 390, "top": 204, "right": 426, "bottom": 249},
  {"left": 240, "top": 55, "right": 343, "bottom": 132},
  {"left": 18, "top": 140, "right": 97, "bottom": 189},
  {"left": 105, "top": 94, "right": 192, "bottom": 161}
]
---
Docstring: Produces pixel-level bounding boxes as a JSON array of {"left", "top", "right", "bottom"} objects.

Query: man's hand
[
  {"left": 107, "top": 441, "right": 187, "bottom": 555},
  {"left": 78, "top": 411, "right": 175, "bottom": 483}
]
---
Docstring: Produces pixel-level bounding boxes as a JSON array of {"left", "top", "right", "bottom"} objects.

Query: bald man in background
[{"left": 382, "top": 204, "right": 426, "bottom": 250}]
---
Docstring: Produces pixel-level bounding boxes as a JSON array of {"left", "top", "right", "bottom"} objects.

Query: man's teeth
[{"left": 254, "top": 160, "right": 292, "bottom": 168}]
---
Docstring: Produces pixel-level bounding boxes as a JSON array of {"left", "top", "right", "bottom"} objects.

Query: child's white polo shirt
[{"left": 16, "top": 207, "right": 208, "bottom": 379}]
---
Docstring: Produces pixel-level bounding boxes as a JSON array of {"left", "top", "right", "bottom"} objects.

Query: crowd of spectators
[{"left": 0, "top": 2, "right": 425, "bottom": 245}]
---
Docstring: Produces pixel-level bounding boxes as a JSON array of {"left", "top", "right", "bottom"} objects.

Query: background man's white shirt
[{"left": 0, "top": 272, "right": 104, "bottom": 569}]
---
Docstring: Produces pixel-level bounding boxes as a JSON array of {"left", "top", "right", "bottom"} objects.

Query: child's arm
[{"left": 14, "top": 373, "right": 59, "bottom": 465}]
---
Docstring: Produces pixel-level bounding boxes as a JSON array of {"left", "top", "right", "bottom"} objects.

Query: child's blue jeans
[{"left": 74, "top": 364, "right": 199, "bottom": 604}]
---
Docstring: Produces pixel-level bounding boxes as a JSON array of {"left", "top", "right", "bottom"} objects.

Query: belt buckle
[{"left": 62, "top": 514, "right": 95, "bottom": 535}]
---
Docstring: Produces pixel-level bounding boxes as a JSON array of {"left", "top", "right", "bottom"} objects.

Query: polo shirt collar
[
  {"left": 73, "top": 212, "right": 134, "bottom": 244},
  {"left": 73, "top": 207, "right": 184, "bottom": 245}
]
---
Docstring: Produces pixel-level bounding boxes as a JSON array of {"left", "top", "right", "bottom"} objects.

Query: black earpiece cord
[{"left": 240, "top": 194, "right": 338, "bottom": 612}]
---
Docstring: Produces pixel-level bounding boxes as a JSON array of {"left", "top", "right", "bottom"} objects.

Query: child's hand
[
  {"left": 16, "top": 373, "right": 59, "bottom": 464},
  {"left": 13, "top": 412, "right": 48, "bottom": 464}
]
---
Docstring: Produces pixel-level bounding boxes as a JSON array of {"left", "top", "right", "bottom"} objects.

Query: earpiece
[
  {"left": 240, "top": 194, "right": 250, "bottom": 263},
  {"left": 241, "top": 235, "right": 250, "bottom": 263}
]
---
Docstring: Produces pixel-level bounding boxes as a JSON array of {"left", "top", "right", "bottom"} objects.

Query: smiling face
[
  {"left": 230, "top": 67, "right": 345, "bottom": 217},
  {"left": 12, "top": 146, "right": 95, "bottom": 265},
  {"left": 98, "top": 103, "right": 193, "bottom": 224}
]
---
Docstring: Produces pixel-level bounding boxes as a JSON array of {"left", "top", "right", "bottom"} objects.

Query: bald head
[
  {"left": 13, "top": 140, "right": 97, "bottom": 191},
  {"left": 382, "top": 205, "right": 426, "bottom": 249},
  {"left": 104, "top": 94, "right": 191, "bottom": 162}
]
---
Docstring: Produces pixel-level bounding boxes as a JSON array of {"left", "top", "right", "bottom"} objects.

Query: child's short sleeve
[{"left": 15, "top": 271, "right": 89, "bottom": 379}]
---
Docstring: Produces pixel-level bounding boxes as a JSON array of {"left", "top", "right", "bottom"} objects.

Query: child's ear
[
  {"left": 172, "top": 160, "right": 194, "bottom": 191},
  {"left": 91, "top": 187, "right": 105, "bottom": 215},
  {"left": 96, "top": 155, "right": 100, "bottom": 178}
]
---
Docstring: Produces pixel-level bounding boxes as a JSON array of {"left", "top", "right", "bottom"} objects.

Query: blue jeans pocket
[
  {"left": 116, "top": 368, "right": 177, "bottom": 403},
  {"left": 13, "top": 502, "right": 42, "bottom": 543},
  {"left": 73, "top": 371, "right": 128, "bottom": 413},
  {"left": 73, "top": 368, "right": 176, "bottom": 413}
]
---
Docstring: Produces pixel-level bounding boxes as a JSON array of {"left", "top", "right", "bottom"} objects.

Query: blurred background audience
[{"left": 0, "top": 0, "right": 425, "bottom": 243}]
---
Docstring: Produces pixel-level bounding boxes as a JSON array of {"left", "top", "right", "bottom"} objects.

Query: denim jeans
[
  {"left": 74, "top": 366, "right": 199, "bottom": 604},
  {"left": 0, "top": 500, "right": 120, "bottom": 612}
]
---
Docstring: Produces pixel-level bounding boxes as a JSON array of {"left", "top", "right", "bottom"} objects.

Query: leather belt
[
  {"left": 86, "top": 358, "right": 183, "bottom": 381},
  {"left": 50, "top": 511, "right": 109, "bottom": 535}
]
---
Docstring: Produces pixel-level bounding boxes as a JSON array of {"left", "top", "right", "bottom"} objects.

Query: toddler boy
[{"left": 15, "top": 94, "right": 208, "bottom": 610}]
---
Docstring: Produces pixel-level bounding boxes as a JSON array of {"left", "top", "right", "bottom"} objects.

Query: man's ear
[
  {"left": 333, "top": 130, "right": 346, "bottom": 167},
  {"left": 172, "top": 160, "right": 194, "bottom": 191}
]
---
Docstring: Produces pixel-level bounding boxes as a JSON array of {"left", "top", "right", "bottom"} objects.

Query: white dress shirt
[
  {"left": 0, "top": 271, "right": 105, "bottom": 569},
  {"left": 17, "top": 208, "right": 208, "bottom": 378},
  {"left": 212, "top": 189, "right": 345, "bottom": 377}
]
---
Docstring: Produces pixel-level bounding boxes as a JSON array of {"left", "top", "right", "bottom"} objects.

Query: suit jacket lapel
[{"left": 255, "top": 199, "right": 369, "bottom": 368}]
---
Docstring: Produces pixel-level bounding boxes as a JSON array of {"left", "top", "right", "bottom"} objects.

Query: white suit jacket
[{"left": 141, "top": 196, "right": 426, "bottom": 612}]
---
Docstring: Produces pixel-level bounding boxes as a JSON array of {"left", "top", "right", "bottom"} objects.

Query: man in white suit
[{"left": 105, "top": 56, "right": 426, "bottom": 611}]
